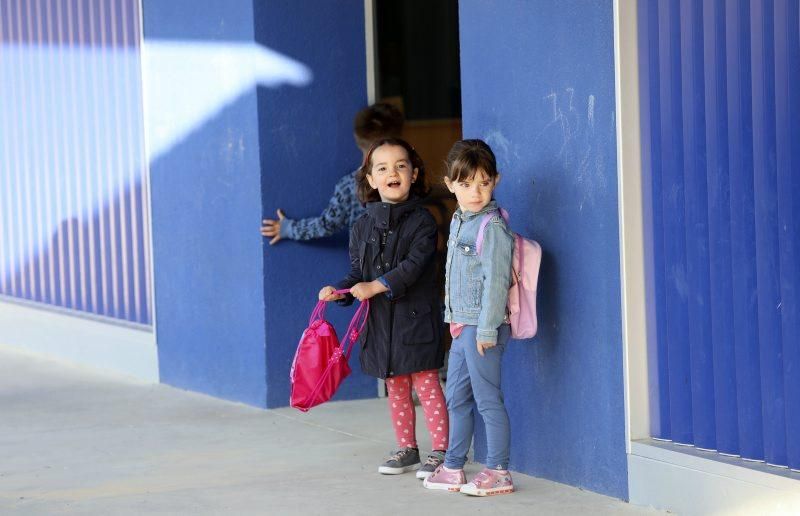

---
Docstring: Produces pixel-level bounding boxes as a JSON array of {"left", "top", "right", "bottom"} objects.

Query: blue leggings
[{"left": 443, "top": 324, "right": 511, "bottom": 470}]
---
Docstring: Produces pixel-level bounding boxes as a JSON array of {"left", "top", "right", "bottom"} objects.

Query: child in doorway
[
  {"left": 318, "top": 138, "right": 449, "bottom": 478},
  {"left": 260, "top": 102, "right": 404, "bottom": 244},
  {"left": 423, "top": 139, "right": 515, "bottom": 496}
]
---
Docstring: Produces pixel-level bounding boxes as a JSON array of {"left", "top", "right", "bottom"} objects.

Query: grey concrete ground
[{"left": 0, "top": 347, "right": 661, "bottom": 515}]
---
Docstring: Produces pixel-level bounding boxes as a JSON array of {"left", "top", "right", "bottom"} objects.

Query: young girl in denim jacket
[{"left": 423, "top": 139, "right": 515, "bottom": 496}]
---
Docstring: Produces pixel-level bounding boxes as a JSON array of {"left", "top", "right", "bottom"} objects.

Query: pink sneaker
[
  {"left": 460, "top": 468, "right": 514, "bottom": 496},
  {"left": 422, "top": 464, "right": 466, "bottom": 492}
]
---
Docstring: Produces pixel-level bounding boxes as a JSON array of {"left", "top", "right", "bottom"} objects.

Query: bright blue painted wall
[
  {"left": 459, "top": 0, "right": 627, "bottom": 499},
  {"left": 254, "top": 0, "right": 374, "bottom": 408},
  {"left": 145, "top": 0, "right": 373, "bottom": 408},
  {"left": 145, "top": 0, "right": 269, "bottom": 406}
]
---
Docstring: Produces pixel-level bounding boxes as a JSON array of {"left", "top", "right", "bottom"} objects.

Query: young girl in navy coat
[{"left": 319, "top": 138, "right": 449, "bottom": 478}]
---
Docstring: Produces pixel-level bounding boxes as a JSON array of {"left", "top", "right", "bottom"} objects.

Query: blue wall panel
[
  {"left": 638, "top": 0, "right": 672, "bottom": 441},
  {"left": 750, "top": 0, "right": 786, "bottom": 468},
  {"left": 253, "top": 0, "right": 373, "bottom": 408},
  {"left": 144, "top": 0, "right": 373, "bottom": 408},
  {"left": 774, "top": 0, "right": 800, "bottom": 472},
  {"left": 640, "top": 0, "right": 799, "bottom": 470},
  {"left": 702, "top": 0, "right": 739, "bottom": 456},
  {"left": 145, "top": 0, "right": 268, "bottom": 406},
  {"left": 725, "top": 0, "right": 764, "bottom": 461},
  {"left": 459, "top": 0, "right": 627, "bottom": 499},
  {"left": 658, "top": 0, "right": 694, "bottom": 446},
  {"left": 679, "top": 0, "right": 715, "bottom": 451}
]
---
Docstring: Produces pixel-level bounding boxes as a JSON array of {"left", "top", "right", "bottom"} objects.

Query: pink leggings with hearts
[{"left": 385, "top": 370, "right": 448, "bottom": 451}]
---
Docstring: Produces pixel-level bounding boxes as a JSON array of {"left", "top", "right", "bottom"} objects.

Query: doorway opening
[{"left": 368, "top": 0, "right": 462, "bottom": 394}]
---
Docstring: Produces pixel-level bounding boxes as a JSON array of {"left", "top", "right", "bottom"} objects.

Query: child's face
[
  {"left": 366, "top": 145, "right": 418, "bottom": 204},
  {"left": 445, "top": 168, "right": 499, "bottom": 213}
]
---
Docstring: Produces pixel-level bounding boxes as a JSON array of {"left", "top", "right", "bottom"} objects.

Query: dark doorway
[
  {"left": 373, "top": 0, "right": 462, "bottom": 183},
  {"left": 371, "top": 0, "right": 462, "bottom": 387}
]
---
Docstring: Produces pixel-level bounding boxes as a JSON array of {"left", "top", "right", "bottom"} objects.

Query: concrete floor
[{"left": 0, "top": 346, "right": 662, "bottom": 515}]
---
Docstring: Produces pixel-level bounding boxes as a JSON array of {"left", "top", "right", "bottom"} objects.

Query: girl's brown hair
[
  {"left": 356, "top": 138, "right": 429, "bottom": 204},
  {"left": 445, "top": 139, "right": 499, "bottom": 182}
]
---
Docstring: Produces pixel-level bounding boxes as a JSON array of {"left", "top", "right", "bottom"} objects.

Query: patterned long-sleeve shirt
[{"left": 279, "top": 169, "right": 365, "bottom": 240}]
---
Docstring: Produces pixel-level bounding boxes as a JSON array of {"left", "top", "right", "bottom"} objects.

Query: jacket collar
[
  {"left": 453, "top": 200, "right": 498, "bottom": 221},
  {"left": 366, "top": 196, "right": 421, "bottom": 229}
]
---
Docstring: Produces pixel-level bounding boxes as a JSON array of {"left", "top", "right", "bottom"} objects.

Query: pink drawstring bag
[
  {"left": 477, "top": 208, "right": 542, "bottom": 339},
  {"left": 290, "top": 289, "right": 369, "bottom": 412}
]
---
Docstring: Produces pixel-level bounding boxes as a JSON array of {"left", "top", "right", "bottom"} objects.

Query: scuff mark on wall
[{"left": 530, "top": 89, "right": 609, "bottom": 210}]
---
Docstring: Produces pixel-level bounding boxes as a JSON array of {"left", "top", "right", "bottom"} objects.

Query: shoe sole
[
  {"left": 459, "top": 485, "right": 514, "bottom": 496},
  {"left": 378, "top": 463, "right": 420, "bottom": 475},
  {"left": 422, "top": 479, "right": 464, "bottom": 492}
]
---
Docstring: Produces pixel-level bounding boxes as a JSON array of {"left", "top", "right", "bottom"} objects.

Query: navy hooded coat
[{"left": 336, "top": 198, "right": 444, "bottom": 379}]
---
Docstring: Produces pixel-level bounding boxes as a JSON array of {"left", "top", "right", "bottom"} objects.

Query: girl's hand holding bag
[{"left": 289, "top": 289, "right": 369, "bottom": 412}]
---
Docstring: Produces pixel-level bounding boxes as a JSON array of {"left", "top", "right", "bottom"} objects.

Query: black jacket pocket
[{"left": 394, "top": 304, "right": 434, "bottom": 345}]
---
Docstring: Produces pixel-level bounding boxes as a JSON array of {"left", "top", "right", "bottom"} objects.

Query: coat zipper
[{"left": 380, "top": 228, "right": 394, "bottom": 377}]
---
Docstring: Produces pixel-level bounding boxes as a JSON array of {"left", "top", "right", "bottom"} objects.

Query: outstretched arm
[{"left": 260, "top": 173, "right": 357, "bottom": 244}]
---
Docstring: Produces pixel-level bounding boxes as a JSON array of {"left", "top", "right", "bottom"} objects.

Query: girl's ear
[
  {"left": 494, "top": 173, "right": 501, "bottom": 187},
  {"left": 412, "top": 168, "right": 419, "bottom": 183},
  {"left": 366, "top": 172, "right": 378, "bottom": 190},
  {"left": 444, "top": 177, "right": 456, "bottom": 193}
]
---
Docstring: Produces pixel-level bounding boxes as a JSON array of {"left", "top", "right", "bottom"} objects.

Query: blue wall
[
  {"left": 145, "top": 0, "right": 268, "bottom": 406},
  {"left": 145, "top": 0, "right": 374, "bottom": 408},
  {"left": 254, "top": 0, "right": 375, "bottom": 408},
  {"left": 459, "top": 0, "right": 627, "bottom": 499}
]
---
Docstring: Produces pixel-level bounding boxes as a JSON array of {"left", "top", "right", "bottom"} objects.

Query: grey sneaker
[
  {"left": 378, "top": 447, "right": 421, "bottom": 474},
  {"left": 416, "top": 450, "right": 446, "bottom": 479}
]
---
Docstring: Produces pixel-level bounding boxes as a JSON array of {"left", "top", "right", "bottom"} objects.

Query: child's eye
[
  {"left": 481, "top": 182, "right": 490, "bottom": 187},
  {"left": 459, "top": 182, "right": 469, "bottom": 187}
]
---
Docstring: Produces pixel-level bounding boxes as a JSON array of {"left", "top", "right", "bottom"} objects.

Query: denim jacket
[{"left": 443, "top": 200, "right": 514, "bottom": 344}]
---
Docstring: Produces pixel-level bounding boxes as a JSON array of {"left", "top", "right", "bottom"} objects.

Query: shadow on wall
[
  {"left": 0, "top": 39, "right": 313, "bottom": 329},
  {"left": 2, "top": 179, "right": 151, "bottom": 326}
]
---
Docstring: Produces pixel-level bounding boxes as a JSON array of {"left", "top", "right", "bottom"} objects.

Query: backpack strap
[
  {"left": 475, "top": 208, "right": 510, "bottom": 254},
  {"left": 343, "top": 298, "right": 369, "bottom": 360},
  {"left": 302, "top": 296, "right": 369, "bottom": 407},
  {"left": 309, "top": 288, "right": 352, "bottom": 325}
]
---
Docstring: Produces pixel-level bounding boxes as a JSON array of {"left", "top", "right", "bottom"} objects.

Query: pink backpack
[
  {"left": 476, "top": 208, "right": 542, "bottom": 339},
  {"left": 290, "top": 289, "right": 369, "bottom": 411}
]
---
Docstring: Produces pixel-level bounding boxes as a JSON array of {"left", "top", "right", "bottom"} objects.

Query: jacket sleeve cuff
[
  {"left": 334, "top": 295, "right": 354, "bottom": 307},
  {"left": 279, "top": 218, "right": 295, "bottom": 239},
  {"left": 381, "top": 270, "right": 406, "bottom": 299},
  {"left": 376, "top": 276, "right": 393, "bottom": 299},
  {"left": 476, "top": 328, "right": 498, "bottom": 344}
]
